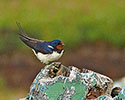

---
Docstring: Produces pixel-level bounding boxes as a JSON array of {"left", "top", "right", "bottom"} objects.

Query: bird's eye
[{"left": 55, "top": 42, "right": 58, "bottom": 45}]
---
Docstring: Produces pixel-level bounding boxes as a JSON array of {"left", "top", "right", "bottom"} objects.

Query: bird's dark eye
[{"left": 55, "top": 42, "right": 59, "bottom": 45}]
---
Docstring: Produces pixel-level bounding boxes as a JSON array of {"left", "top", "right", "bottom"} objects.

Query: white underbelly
[{"left": 32, "top": 49, "right": 64, "bottom": 64}]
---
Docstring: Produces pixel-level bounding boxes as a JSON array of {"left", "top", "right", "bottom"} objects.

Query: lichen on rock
[{"left": 20, "top": 62, "right": 124, "bottom": 100}]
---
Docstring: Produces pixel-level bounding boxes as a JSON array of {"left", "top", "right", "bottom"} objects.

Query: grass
[{"left": 0, "top": 0, "right": 125, "bottom": 53}]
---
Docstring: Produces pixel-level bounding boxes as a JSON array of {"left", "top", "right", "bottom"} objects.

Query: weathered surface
[
  {"left": 20, "top": 62, "right": 115, "bottom": 100},
  {"left": 113, "top": 86, "right": 125, "bottom": 100}
]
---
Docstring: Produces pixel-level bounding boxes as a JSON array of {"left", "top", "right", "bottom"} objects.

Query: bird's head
[{"left": 50, "top": 40, "right": 64, "bottom": 50}]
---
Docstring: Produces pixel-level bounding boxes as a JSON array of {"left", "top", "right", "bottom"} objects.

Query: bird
[{"left": 16, "top": 22, "right": 64, "bottom": 64}]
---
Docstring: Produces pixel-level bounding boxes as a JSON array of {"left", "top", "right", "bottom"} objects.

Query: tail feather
[
  {"left": 16, "top": 22, "right": 27, "bottom": 36},
  {"left": 16, "top": 22, "right": 47, "bottom": 54},
  {"left": 16, "top": 22, "right": 37, "bottom": 49}
]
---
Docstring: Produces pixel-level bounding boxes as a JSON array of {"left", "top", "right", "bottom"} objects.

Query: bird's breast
[{"left": 32, "top": 49, "right": 64, "bottom": 64}]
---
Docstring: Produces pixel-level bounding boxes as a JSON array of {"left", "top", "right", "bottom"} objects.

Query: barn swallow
[{"left": 16, "top": 22, "right": 64, "bottom": 64}]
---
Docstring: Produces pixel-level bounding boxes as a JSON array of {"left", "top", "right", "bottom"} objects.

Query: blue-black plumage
[{"left": 16, "top": 22, "right": 64, "bottom": 64}]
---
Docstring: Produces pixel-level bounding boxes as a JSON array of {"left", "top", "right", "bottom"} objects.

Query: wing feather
[{"left": 16, "top": 22, "right": 52, "bottom": 54}]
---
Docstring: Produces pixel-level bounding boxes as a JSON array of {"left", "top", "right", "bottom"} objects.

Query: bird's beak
[{"left": 60, "top": 42, "right": 64, "bottom": 46}]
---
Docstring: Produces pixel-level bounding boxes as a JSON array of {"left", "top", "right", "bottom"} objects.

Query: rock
[
  {"left": 20, "top": 62, "right": 114, "bottom": 100},
  {"left": 96, "top": 95, "right": 114, "bottom": 100},
  {"left": 113, "top": 86, "right": 125, "bottom": 100},
  {"left": 97, "top": 86, "right": 125, "bottom": 100},
  {"left": 111, "top": 87, "right": 122, "bottom": 97}
]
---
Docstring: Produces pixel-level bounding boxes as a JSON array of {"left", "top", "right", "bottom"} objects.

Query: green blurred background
[{"left": 0, "top": 0, "right": 125, "bottom": 100}]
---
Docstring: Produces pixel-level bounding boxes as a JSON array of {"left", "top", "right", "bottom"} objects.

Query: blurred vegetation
[
  {"left": 0, "top": 0, "right": 125, "bottom": 54},
  {"left": 0, "top": 0, "right": 125, "bottom": 99},
  {"left": 0, "top": 77, "right": 26, "bottom": 100}
]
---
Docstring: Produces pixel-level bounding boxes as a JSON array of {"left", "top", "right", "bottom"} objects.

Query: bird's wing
[{"left": 16, "top": 22, "right": 52, "bottom": 54}]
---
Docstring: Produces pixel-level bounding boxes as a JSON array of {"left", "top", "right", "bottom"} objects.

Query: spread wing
[{"left": 16, "top": 22, "right": 52, "bottom": 54}]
